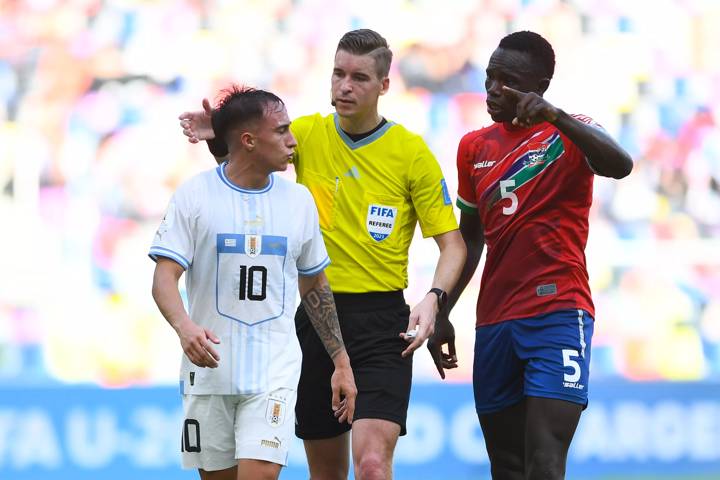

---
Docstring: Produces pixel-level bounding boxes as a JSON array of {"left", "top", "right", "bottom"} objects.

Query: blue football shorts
[{"left": 473, "top": 308, "right": 594, "bottom": 415}]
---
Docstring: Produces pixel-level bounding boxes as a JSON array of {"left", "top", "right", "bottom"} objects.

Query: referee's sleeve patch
[{"left": 440, "top": 179, "right": 451, "bottom": 206}]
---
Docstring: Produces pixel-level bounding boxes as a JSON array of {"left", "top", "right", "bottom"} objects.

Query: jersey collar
[
  {"left": 333, "top": 113, "right": 394, "bottom": 150},
  {"left": 216, "top": 162, "right": 274, "bottom": 194}
]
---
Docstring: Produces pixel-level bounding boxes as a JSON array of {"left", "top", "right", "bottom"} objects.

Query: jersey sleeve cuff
[
  {"left": 420, "top": 223, "right": 460, "bottom": 239},
  {"left": 298, "top": 256, "right": 330, "bottom": 276},
  {"left": 148, "top": 246, "right": 190, "bottom": 270},
  {"left": 456, "top": 196, "right": 478, "bottom": 214}
]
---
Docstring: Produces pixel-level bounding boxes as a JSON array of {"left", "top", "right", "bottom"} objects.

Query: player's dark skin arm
[
  {"left": 445, "top": 212, "right": 485, "bottom": 312},
  {"left": 428, "top": 212, "right": 484, "bottom": 378},
  {"left": 552, "top": 109, "right": 632, "bottom": 179},
  {"left": 503, "top": 86, "right": 633, "bottom": 179},
  {"left": 298, "top": 271, "right": 357, "bottom": 423}
]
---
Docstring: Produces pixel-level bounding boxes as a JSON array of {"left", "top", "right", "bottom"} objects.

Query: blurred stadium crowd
[{"left": 1, "top": 0, "right": 719, "bottom": 388}]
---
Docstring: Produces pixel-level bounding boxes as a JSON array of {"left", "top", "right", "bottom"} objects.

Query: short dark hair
[
  {"left": 211, "top": 85, "right": 284, "bottom": 143},
  {"left": 336, "top": 29, "right": 392, "bottom": 78},
  {"left": 498, "top": 31, "right": 555, "bottom": 79}
]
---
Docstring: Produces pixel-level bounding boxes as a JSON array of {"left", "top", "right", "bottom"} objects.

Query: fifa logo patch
[
  {"left": 366, "top": 204, "right": 397, "bottom": 242},
  {"left": 266, "top": 397, "right": 286, "bottom": 427},
  {"left": 245, "top": 234, "right": 262, "bottom": 258}
]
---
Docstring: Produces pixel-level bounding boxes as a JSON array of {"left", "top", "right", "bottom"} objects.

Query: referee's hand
[
  {"left": 178, "top": 98, "right": 215, "bottom": 143},
  {"left": 400, "top": 294, "right": 437, "bottom": 357}
]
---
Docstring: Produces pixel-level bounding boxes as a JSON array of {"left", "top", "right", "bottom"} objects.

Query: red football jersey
[{"left": 457, "top": 115, "right": 600, "bottom": 327}]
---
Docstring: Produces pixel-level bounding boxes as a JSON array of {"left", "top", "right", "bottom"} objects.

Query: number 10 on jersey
[
  {"left": 239, "top": 265, "right": 267, "bottom": 301},
  {"left": 216, "top": 233, "right": 286, "bottom": 325}
]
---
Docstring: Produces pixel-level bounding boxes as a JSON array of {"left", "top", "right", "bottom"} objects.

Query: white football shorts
[{"left": 180, "top": 388, "right": 296, "bottom": 471}]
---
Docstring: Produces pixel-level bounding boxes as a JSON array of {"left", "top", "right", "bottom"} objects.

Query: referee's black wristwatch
[{"left": 428, "top": 288, "right": 448, "bottom": 310}]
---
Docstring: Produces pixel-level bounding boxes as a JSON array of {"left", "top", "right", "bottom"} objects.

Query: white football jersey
[{"left": 149, "top": 163, "right": 329, "bottom": 395}]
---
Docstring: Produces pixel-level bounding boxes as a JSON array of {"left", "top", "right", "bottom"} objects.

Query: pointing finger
[
  {"left": 501, "top": 85, "right": 526, "bottom": 98},
  {"left": 432, "top": 349, "right": 445, "bottom": 379}
]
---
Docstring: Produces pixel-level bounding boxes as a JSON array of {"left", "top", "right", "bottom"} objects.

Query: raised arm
[
  {"left": 502, "top": 85, "right": 633, "bottom": 179},
  {"left": 298, "top": 271, "right": 357, "bottom": 424},
  {"left": 550, "top": 109, "right": 633, "bottom": 179}
]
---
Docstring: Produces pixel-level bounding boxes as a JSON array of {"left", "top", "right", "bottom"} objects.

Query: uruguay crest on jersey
[
  {"left": 366, "top": 204, "right": 397, "bottom": 241},
  {"left": 245, "top": 234, "right": 262, "bottom": 258}
]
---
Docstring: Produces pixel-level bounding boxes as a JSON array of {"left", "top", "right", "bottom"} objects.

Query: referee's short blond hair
[{"left": 336, "top": 29, "right": 392, "bottom": 79}]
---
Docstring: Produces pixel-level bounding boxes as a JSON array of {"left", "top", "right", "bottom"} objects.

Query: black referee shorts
[{"left": 294, "top": 290, "right": 412, "bottom": 440}]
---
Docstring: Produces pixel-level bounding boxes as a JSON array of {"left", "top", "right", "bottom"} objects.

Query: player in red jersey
[{"left": 432, "top": 31, "right": 633, "bottom": 479}]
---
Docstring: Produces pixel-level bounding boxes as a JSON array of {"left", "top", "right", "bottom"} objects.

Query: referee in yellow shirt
[{"left": 180, "top": 29, "right": 466, "bottom": 480}]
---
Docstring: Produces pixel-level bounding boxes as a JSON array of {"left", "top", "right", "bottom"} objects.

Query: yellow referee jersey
[{"left": 291, "top": 113, "right": 458, "bottom": 292}]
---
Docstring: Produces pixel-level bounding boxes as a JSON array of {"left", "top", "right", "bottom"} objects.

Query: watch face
[{"left": 431, "top": 288, "right": 447, "bottom": 307}]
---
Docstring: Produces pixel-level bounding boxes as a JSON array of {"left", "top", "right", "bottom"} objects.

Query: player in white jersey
[{"left": 150, "top": 86, "right": 356, "bottom": 480}]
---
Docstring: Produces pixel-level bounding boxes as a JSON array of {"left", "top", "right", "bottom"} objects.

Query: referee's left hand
[
  {"left": 400, "top": 294, "right": 437, "bottom": 357},
  {"left": 178, "top": 98, "right": 215, "bottom": 143}
]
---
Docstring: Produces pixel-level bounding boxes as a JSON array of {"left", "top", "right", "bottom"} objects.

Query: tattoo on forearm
[{"left": 302, "top": 284, "right": 345, "bottom": 359}]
